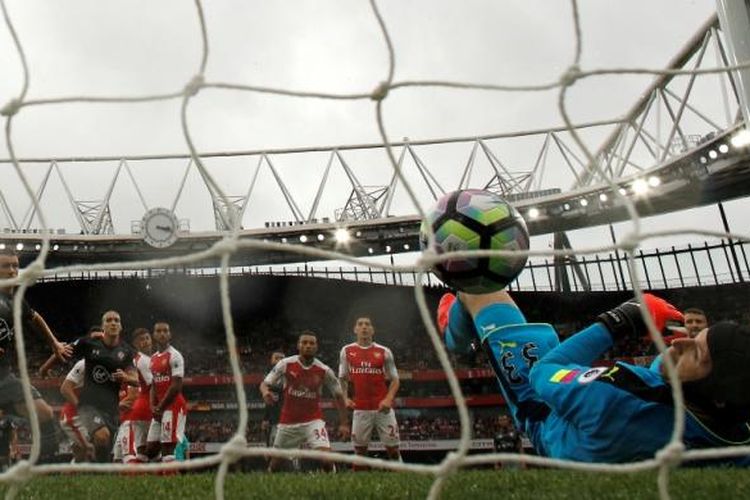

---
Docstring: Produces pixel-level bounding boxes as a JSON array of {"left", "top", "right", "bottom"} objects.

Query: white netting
[{"left": 0, "top": 1, "right": 749, "bottom": 499}]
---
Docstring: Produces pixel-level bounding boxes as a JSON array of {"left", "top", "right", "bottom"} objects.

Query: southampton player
[
  {"left": 260, "top": 332, "right": 350, "bottom": 472},
  {"left": 339, "top": 316, "right": 401, "bottom": 466},
  {"left": 0, "top": 249, "right": 71, "bottom": 462},
  {"left": 72, "top": 310, "right": 137, "bottom": 463},
  {"left": 114, "top": 328, "right": 153, "bottom": 464},
  {"left": 438, "top": 290, "right": 750, "bottom": 463},
  {"left": 147, "top": 322, "right": 187, "bottom": 464}
]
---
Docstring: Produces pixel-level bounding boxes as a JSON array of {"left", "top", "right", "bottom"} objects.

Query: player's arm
[
  {"left": 337, "top": 347, "right": 354, "bottom": 409},
  {"left": 60, "top": 360, "right": 85, "bottom": 406},
  {"left": 325, "top": 368, "right": 350, "bottom": 440},
  {"left": 260, "top": 360, "right": 284, "bottom": 405},
  {"left": 60, "top": 378, "right": 79, "bottom": 406},
  {"left": 119, "top": 386, "right": 138, "bottom": 412},
  {"left": 155, "top": 376, "right": 182, "bottom": 414},
  {"left": 150, "top": 382, "right": 158, "bottom": 414},
  {"left": 37, "top": 328, "right": 89, "bottom": 377},
  {"left": 113, "top": 366, "right": 138, "bottom": 387},
  {"left": 378, "top": 348, "right": 400, "bottom": 412},
  {"left": 540, "top": 294, "right": 684, "bottom": 368},
  {"left": 37, "top": 352, "right": 59, "bottom": 378},
  {"left": 259, "top": 381, "right": 276, "bottom": 406},
  {"left": 29, "top": 310, "right": 71, "bottom": 362}
]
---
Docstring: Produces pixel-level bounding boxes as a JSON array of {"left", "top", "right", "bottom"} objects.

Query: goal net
[{"left": 0, "top": 1, "right": 749, "bottom": 499}]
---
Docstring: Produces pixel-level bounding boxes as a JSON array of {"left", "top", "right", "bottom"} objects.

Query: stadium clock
[{"left": 141, "top": 207, "right": 180, "bottom": 249}]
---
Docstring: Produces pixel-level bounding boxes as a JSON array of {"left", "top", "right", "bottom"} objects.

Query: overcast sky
[{"left": 1, "top": 0, "right": 744, "bottom": 261}]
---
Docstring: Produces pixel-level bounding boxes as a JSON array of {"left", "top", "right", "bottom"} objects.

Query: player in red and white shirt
[
  {"left": 59, "top": 359, "right": 93, "bottom": 463},
  {"left": 113, "top": 328, "right": 153, "bottom": 464},
  {"left": 147, "top": 322, "right": 186, "bottom": 463},
  {"left": 339, "top": 316, "right": 401, "bottom": 465},
  {"left": 260, "top": 331, "right": 350, "bottom": 472}
]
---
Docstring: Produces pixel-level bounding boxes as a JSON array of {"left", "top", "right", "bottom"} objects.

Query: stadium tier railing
[{"left": 35, "top": 239, "right": 749, "bottom": 292}]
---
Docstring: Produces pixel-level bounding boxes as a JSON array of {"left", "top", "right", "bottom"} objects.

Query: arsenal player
[
  {"left": 260, "top": 331, "right": 349, "bottom": 472},
  {"left": 338, "top": 316, "right": 401, "bottom": 466},
  {"left": 114, "top": 328, "right": 153, "bottom": 464},
  {"left": 59, "top": 359, "right": 92, "bottom": 462},
  {"left": 147, "top": 322, "right": 187, "bottom": 463}
]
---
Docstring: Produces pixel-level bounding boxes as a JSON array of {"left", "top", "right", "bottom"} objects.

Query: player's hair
[
  {"left": 100, "top": 310, "right": 120, "bottom": 324},
  {"left": 348, "top": 312, "right": 375, "bottom": 329},
  {"left": 270, "top": 350, "right": 285, "bottom": 359},
  {"left": 298, "top": 330, "right": 317, "bottom": 341},
  {"left": 130, "top": 327, "right": 150, "bottom": 343},
  {"left": 684, "top": 307, "right": 707, "bottom": 318}
]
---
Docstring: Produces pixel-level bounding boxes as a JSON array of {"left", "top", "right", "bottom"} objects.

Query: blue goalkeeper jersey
[
  {"left": 527, "top": 323, "right": 750, "bottom": 462},
  {"left": 446, "top": 299, "right": 750, "bottom": 464}
]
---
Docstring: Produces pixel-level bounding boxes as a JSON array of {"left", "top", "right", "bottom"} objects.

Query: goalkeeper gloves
[{"left": 597, "top": 293, "right": 684, "bottom": 340}]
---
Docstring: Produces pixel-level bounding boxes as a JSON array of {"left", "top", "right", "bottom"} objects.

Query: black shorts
[
  {"left": 0, "top": 372, "right": 42, "bottom": 413},
  {"left": 77, "top": 405, "right": 118, "bottom": 439}
]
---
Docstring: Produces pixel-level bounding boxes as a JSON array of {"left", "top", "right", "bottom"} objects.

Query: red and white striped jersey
[
  {"left": 338, "top": 342, "right": 398, "bottom": 411},
  {"left": 264, "top": 355, "right": 341, "bottom": 425},
  {"left": 150, "top": 345, "right": 186, "bottom": 408},
  {"left": 126, "top": 352, "right": 153, "bottom": 421}
]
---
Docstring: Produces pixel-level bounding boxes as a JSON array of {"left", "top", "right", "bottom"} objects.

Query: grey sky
[{"left": 1, "top": 0, "right": 740, "bottom": 251}]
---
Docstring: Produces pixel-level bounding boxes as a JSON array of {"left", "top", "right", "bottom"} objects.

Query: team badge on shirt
[{"left": 576, "top": 366, "right": 610, "bottom": 384}]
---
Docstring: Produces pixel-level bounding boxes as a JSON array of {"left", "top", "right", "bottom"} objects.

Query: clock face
[{"left": 142, "top": 208, "right": 179, "bottom": 248}]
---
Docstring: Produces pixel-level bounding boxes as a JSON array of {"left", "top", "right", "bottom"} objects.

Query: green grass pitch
[{"left": 1, "top": 469, "right": 749, "bottom": 499}]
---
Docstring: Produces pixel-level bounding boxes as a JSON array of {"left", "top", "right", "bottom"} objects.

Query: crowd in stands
[{"left": 181, "top": 413, "right": 508, "bottom": 444}]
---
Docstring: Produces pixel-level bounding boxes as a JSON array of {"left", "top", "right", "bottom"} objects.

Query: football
[{"left": 419, "top": 189, "right": 529, "bottom": 294}]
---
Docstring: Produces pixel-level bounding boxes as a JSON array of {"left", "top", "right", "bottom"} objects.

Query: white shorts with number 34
[{"left": 273, "top": 419, "right": 330, "bottom": 450}]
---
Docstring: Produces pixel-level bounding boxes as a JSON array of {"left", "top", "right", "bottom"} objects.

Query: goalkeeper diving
[{"left": 438, "top": 290, "right": 750, "bottom": 463}]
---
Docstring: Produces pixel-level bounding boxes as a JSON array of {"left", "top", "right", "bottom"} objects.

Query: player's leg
[
  {"left": 145, "top": 419, "right": 162, "bottom": 461},
  {"left": 351, "top": 410, "right": 374, "bottom": 471},
  {"left": 0, "top": 411, "right": 12, "bottom": 470},
  {"left": 268, "top": 424, "right": 305, "bottom": 472},
  {"left": 77, "top": 405, "right": 115, "bottom": 463},
  {"left": 457, "top": 291, "right": 559, "bottom": 441},
  {"left": 60, "top": 408, "right": 93, "bottom": 462},
  {"left": 132, "top": 420, "right": 150, "bottom": 463},
  {"left": 159, "top": 406, "right": 186, "bottom": 464},
  {"left": 115, "top": 420, "right": 137, "bottom": 464},
  {"left": 374, "top": 410, "right": 401, "bottom": 461},
  {"left": 304, "top": 419, "right": 334, "bottom": 472},
  {"left": 9, "top": 378, "right": 60, "bottom": 461}
]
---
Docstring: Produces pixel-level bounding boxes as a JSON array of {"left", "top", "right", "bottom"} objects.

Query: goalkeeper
[{"left": 438, "top": 290, "right": 750, "bottom": 463}]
